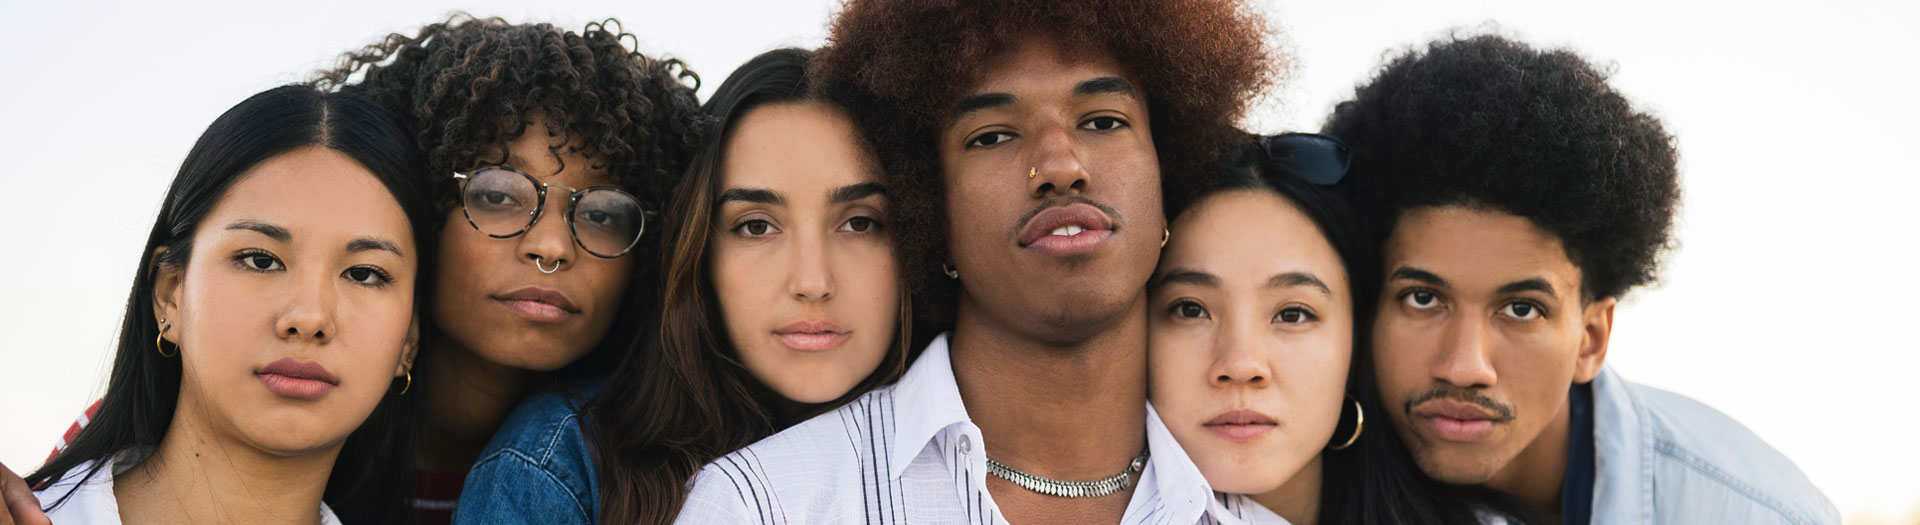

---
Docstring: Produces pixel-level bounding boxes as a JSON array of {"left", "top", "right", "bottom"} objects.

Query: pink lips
[
  {"left": 1411, "top": 399, "right": 1507, "bottom": 442},
  {"left": 256, "top": 358, "right": 339, "bottom": 400},
  {"left": 1202, "top": 408, "right": 1278, "bottom": 442},
  {"left": 495, "top": 286, "right": 580, "bottom": 323},
  {"left": 1017, "top": 203, "right": 1115, "bottom": 258},
  {"left": 774, "top": 320, "right": 851, "bottom": 351}
]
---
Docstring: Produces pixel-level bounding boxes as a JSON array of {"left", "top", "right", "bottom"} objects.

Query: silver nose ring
[{"left": 534, "top": 256, "right": 561, "bottom": 274}]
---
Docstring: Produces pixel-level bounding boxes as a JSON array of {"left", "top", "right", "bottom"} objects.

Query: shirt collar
[{"left": 887, "top": 333, "right": 973, "bottom": 479}]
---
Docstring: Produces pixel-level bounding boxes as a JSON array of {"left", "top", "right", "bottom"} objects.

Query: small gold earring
[
  {"left": 1028, "top": 167, "right": 1036, "bottom": 179},
  {"left": 396, "top": 370, "right": 412, "bottom": 396},
  {"left": 155, "top": 322, "right": 176, "bottom": 358},
  {"left": 942, "top": 264, "right": 959, "bottom": 280},
  {"left": 1161, "top": 228, "right": 1170, "bottom": 248},
  {"left": 1329, "top": 394, "right": 1365, "bottom": 450}
]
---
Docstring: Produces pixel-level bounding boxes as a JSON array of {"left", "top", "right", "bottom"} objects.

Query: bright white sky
[{"left": 2, "top": 0, "right": 1914, "bottom": 521}]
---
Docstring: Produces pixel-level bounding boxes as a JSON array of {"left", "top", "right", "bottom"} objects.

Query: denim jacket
[
  {"left": 1590, "top": 367, "right": 1839, "bottom": 524},
  {"left": 452, "top": 380, "right": 602, "bottom": 525}
]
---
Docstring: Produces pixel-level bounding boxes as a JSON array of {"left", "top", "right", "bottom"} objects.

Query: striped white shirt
[{"left": 676, "top": 334, "right": 1288, "bottom": 525}]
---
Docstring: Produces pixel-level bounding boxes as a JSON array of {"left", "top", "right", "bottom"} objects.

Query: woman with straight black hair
[
  {"left": 26, "top": 83, "right": 436, "bottom": 524},
  {"left": 1147, "top": 134, "right": 1550, "bottom": 524},
  {"left": 453, "top": 47, "right": 913, "bottom": 524}
]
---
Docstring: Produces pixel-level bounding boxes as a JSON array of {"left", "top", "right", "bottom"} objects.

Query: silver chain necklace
[{"left": 985, "top": 449, "right": 1149, "bottom": 498}]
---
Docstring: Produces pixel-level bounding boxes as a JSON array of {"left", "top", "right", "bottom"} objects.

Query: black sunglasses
[{"left": 1261, "top": 132, "right": 1352, "bottom": 185}]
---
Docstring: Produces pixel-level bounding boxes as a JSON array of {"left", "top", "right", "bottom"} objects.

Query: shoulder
[
  {"left": 680, "top": 386, "right": 904, "bottom": 522},
  {"left": 455, "top": 380, "right": 603, "bottom": 525},
  {"left": 1621, "top": 379, "right": 1840, "bottom": 524}
]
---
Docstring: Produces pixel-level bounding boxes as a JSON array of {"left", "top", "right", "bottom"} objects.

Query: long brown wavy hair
[{"left": 584, "top": 47, "right": 914, "bottom": 524}]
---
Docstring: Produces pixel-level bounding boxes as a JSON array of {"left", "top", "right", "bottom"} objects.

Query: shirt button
[{"left": 958, "top": 434, "right": 972, "bottom": 454}]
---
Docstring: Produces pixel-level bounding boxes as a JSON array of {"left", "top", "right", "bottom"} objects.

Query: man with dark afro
[
  {"left": 1326, "top": 33, "right": 1838, "bottom": 524},
  {"left": 675, "top": 0, "right": 1282, "bottom": 523}
]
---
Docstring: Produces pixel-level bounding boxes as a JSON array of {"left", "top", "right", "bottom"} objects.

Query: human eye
[
  {"left": 233, "top": 250, "right": 284, "bottom": 273},
  {"left": 965, "top": 131, "right": 1015, "bottom": 149},
  {"left": 1167, "top": 299, "right": 1210, "bottom": 320},
  {"left": 1080, "top": 116, "right": 1129, "bottom": 131},
  {"left": 343, "top": 265, "right": 394, "bottom": 287},
  {"left": 1400, "top": 289, "right": 1441, "bottom": 310},
  {"left": 732, "top": 219, "right": 779, "bottom": 238},
  {"left": 838, "top": 214, "right": 885, "bottom": 234},
  {"left": 1274, "top": 306, "right": 1319, "bottom": 325},
  {"left": 1500, "top": 300, "right": 1545, "bottom": 320}
]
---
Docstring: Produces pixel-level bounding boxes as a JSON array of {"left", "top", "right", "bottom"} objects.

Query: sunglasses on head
[{"left": 1260, "top": 132, "right": 1352, "bottom": 185}]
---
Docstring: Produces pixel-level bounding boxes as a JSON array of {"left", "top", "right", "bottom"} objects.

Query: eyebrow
[
  {"left": 1387, "top": 266, "right": 1448, "bottom": 288},
  {"left": 227, "top": 220, "right": 290, "bottom": 242},
  {"left": 348, "top": 238, "right": 405, "bottom": 257},
  {"left": 951, "top": 92, "right": 1015, "bottom": 120},
  {"left": 1074, "top": 76, "right": 1135, "bottom": 98},
  {"left": 1496, "top": 278, "right": 1558, "bottom": 298},
  {"left": 1266, "top": 272, "right": 1332, "bottom": 296},
  {"left": 718, "top": 188, "right": 783, "bottom": 205},
  {"left": 829, "top": 183, "right": 887, "bottom": 205},
  {"left": 1155, "top": 269, "right": 1219, "bottom": 289}
]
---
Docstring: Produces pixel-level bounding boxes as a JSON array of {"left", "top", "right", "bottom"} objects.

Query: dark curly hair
[
  {"left": 311, "top": 14, "right": 705, "bottom": 214},
  {"left": 1323, "top": 33, "right": 1680, "bottom": 301},
  {"left": 817, "top": 0, "right": 1278, "bottom": 330}
]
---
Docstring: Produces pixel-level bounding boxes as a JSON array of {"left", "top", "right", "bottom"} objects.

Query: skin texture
[
  {"left": 940, "top": 36, "right": 1162, "bottom": 523},
  {"left": 131, "top": 146, "right": 419, "bottom": 524},
  {"left": 1373, "top": 205, "right": 1614, "bottom": 510},
  {"left": 711, "top": 102, "right": 900, "bottom": 404},
  {"left": 423, "top": 113, "right": 634, "bottom": 467},
  {"left": 1148, "top": 190, "right": 1350, "bottom": 525}
]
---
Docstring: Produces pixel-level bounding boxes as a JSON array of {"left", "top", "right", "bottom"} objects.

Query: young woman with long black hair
[
  {"left": 25, "top": 84, "right": 435, "bottom": 524},
  {"left": 452, "top": 47, "right": 913, "bottom": 524}
]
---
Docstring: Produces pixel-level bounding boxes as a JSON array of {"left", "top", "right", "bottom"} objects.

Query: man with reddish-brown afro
[{"left": 676, "top": 0, "right": 1282, "bottom": 523}]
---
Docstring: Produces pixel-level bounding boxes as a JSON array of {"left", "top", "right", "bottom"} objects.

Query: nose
[
  {"left": 276, "top": 268, "right": 337, "bottom": 343},
  {"left": 788, "top": 226, "right": 834, "bottom": 302},
  {"left": 1430, "top": 316, "right": 1498, "bottom": 389},
  {"left": 1209, "top": 317, "right": 1270, "bottom": 386},
  {"left": 520, "top": 188, "right": 579, "bottom": 272},
  {"left": 1027, "top": 123, "right": 1092, "bottom": 198}
]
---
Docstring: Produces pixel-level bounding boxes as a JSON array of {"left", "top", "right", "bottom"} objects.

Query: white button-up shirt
[{"left": 677, "top": 334, "right": 1288, "bottom": 524}]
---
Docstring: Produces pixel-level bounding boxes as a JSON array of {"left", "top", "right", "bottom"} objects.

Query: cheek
[
  {"left": 1145, "top": 329, "right": 1211, "bottom": 409},
  {"left": 176, "top": 265, "right": 274, "bottom": 371}
]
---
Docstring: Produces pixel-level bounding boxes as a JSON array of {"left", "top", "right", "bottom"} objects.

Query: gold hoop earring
[
  {"left": 1329, "top": 394, "right": 1364, "bottom": 450},
  {"left": 1161, "top": 227, "right": 1170, "bottom": 248},
  {"left": 155, "top": 322, "right": 176, "bottom": 358},
  {"left": 1028, "top": 167, "right": 1037, "bottom": 179},
  {"left": 396, "top": 370, "right": 412, "bottom": 396},
  {"left": 942, "top": 264, "right": 959, "bottom": 280}
]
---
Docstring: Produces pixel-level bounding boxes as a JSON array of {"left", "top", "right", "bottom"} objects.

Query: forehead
[
  {"left": 1161, "top": 190, "right": 1346, "bottom": 288},
  {"left": 961, "top": 36, "right": 1134, "bottom": 105},
  {"left": 1385, "top": 205, "right": 1580, "bottom": 293},
  {"left": 720, "top": 102, "right": 878, "bottom": 193},
  {"left": 204, "top": 147, "right": 413, "bottom": 247}
]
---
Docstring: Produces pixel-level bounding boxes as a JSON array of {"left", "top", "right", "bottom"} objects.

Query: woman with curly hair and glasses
[{"left": 308, "top": 14, "right": 706, "bottom": 523}]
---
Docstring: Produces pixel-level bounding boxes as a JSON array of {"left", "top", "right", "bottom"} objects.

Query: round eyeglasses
[{"left": 452, "top": 167, "right": 655, "bottom": 258}]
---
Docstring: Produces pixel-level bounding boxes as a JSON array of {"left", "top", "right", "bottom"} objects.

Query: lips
[
  {"left": 494, "top": 286, "right": 580, "bottom": 323},
  {"left": 1017, "top": 203, "right": 1115, "bottom": 257},
  {"left": 256, "top": 358, "right": 339, "bottom": 400},
  {"left": 1202, "top": 408, "right": 1278, "bottom": 442},
  {"left": 1410, "top": 399, "right": 1511, "bottom": 442},
  {"left": 774, "top": 320, "right": 851, "bottom": 352}
]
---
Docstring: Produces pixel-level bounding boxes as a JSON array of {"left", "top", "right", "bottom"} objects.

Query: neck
[
  {"left": 420, "top": 338, "right": 528, "bottom": 470},
  {"left": 950, "top": 293, "right": 1149, "bottom": 480},
  {"left": 1251, "top": 454, "right": 1323, "bottom": 525},
  {"left": 115, "top": 391, "right": 337, "bottom": 524},
  {"left": 1486, "top": 397, "right": 1572, "bottom": 513}
]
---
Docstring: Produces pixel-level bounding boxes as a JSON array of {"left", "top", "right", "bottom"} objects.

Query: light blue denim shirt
[
  {"left": 1590, "top": 367, "right": 1839, "bottom": 524},
  {"left": 452, "top": 379, "right": 602, "bottom": 525}
]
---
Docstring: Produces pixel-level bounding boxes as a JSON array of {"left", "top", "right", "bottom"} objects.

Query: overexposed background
[{"left": 1, "top": 0, "right": 1913, "bottom": 522}]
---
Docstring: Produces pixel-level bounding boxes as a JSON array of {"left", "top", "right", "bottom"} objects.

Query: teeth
[{"left": 1050, "top": 225, "right": 1085, "bottom": 236}]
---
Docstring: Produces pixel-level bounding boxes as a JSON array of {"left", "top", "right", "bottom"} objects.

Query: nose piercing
[{"left": 534, "top": 256, "right": 561, "bottom": 274}]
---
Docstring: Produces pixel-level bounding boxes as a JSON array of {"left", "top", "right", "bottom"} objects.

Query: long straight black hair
[
  {"left": 585, "top": 47, "right": 915, "bottom": 524},
  {"left": 26, "top": 84, "right": 436, "bottom": 523},
  {"left": 1167, "top": 135, "right": 1550, "bottom": 524}
]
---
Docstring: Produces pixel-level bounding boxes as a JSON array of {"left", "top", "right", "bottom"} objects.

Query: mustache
[{"left": 1405, "top": 384, "right": 1516, "bottom": 421}]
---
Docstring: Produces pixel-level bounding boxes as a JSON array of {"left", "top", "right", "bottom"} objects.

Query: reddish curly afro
[{"left": 817, "top": 0, "right": 1280, "bottom": 329}]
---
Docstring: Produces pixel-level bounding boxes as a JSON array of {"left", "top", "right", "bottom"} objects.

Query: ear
[
  {"left": 150, "top": 246, "right": 185, "bottom": 344},
  {"left": 1572, "top": 296, "right": 1616, "bottom": 384},
  {"left": 396, "top": 314, "right": 421, "bottom": 378}
]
